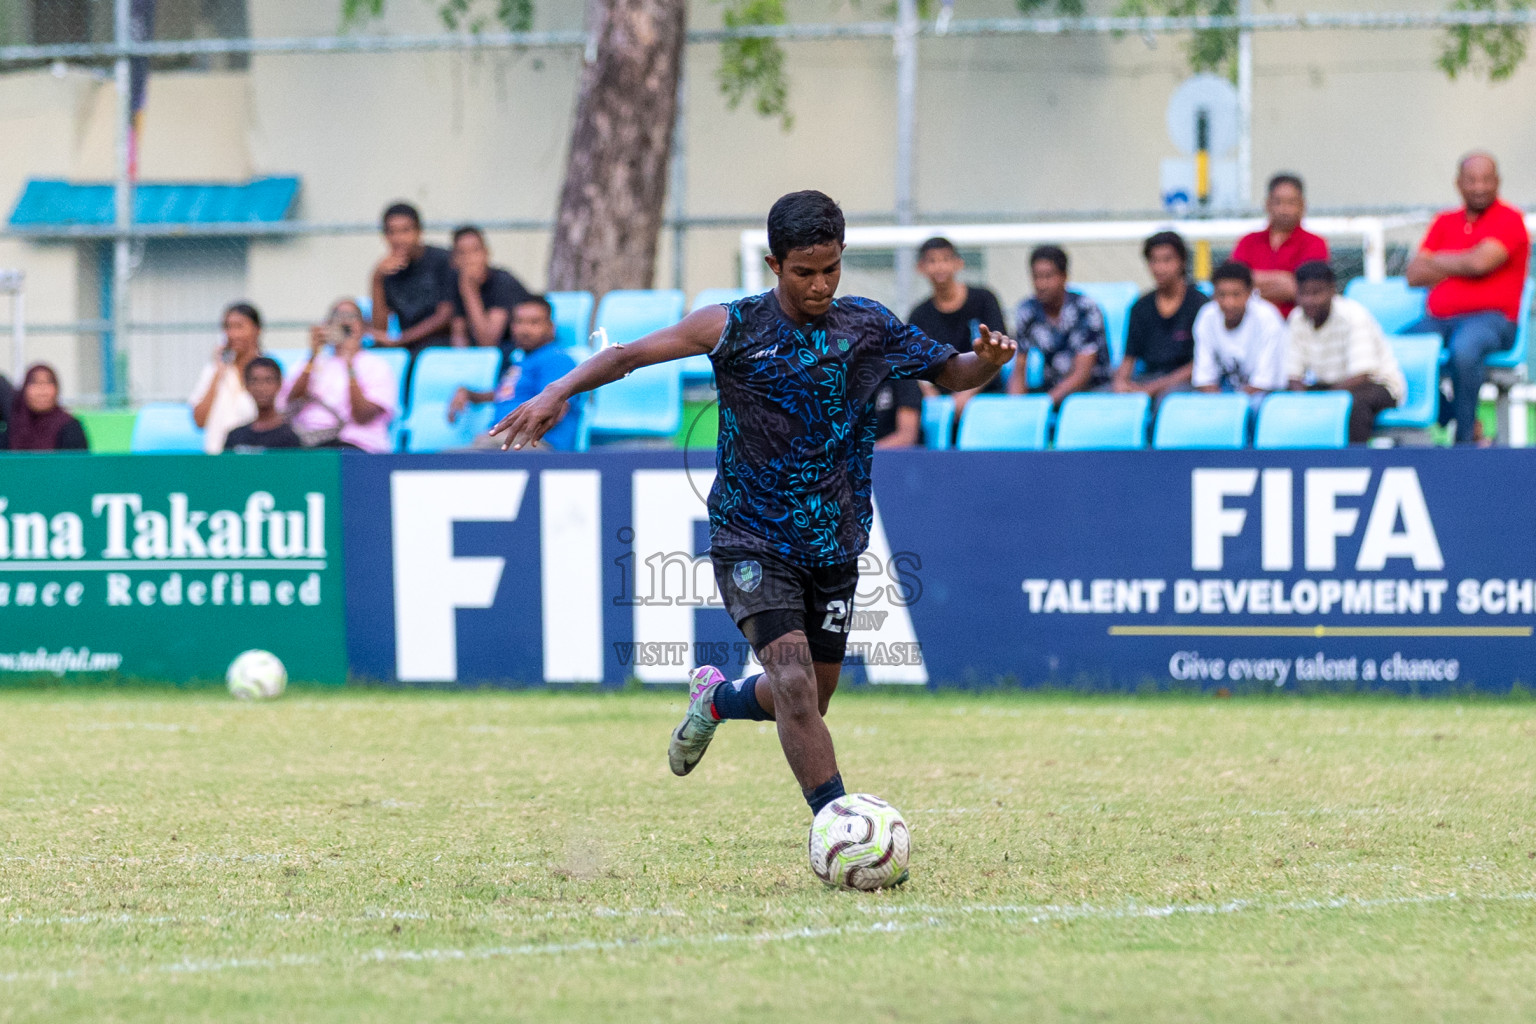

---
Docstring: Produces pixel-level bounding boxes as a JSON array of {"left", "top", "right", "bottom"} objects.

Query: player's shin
[{"left": 711, "top": 674, "right": 770, "bottom": 721}]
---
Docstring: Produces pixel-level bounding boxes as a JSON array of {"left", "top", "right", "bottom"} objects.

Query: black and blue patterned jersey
[{"left": 706, "top": 290, "right": 958, "bottom": 567}]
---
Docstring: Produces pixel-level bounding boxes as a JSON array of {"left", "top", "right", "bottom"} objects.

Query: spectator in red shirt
[
  {"left": 1406, "top": 151, "right": 1531, "bottom": 444},
  {"left": 1231, "top": 173, "right": 1329, "bottom": 318}
]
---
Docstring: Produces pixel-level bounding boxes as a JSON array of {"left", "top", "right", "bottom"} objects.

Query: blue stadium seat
[
  {"left": 572, "top": 394, "right": 593, "bottom": 452},
  {"left": 1483, "top": 276, "right": 1534, "bottom": 373},
  {"left": 1254, "top": 391, "right": 1352, "bottom": 449},
  {"left": 1054, "top": 392, "right": 1150, "bottom": 450},
  {"left": 1073, "top": 281, "right": 1139, "bottom": 367},
  {"left": 1152, "top": 392, "right": 1250, "bottom": 449},
  {"left": 268, "top": 348, "right": 308, "bottom": 379},
  {"left": 353, "top": 296, "right": 401, "bottom": 345},
  {"left": 595, "top": 289, "right": 686, "bottom": 344},
  {"left": 408, "top": 348, "right": 502, "bottom": 408},
  {"left": 548, "top": 291, "right": 595, "bottom": 351},
  {"left": 131, "top": 403, "right": 205, "bottom": 453},
  {"left": 1343, "top": 277, "right": 1428, "bottom": 335},
  {"left": 401, "top": 402, "right": 493, "bottom": 453},
  {"left": 955, "top": 395, "right": 1051, "bottom": 451},
  {"left": 585, "top": 291, "right": 687, "bottom": 441},
  {"left": 921, "top": 395, "right": 955, "bottom": 450},
  {"left": 586, "top": 360, "right": 683, "bottom": 441},
  {"left": 690, "top": 288, "right": 751, "bottom": 312},
  {"left": 1376, "top": 334, "right": 1442, "bottom": 430},
  {"left": 997, "top": 348, "right": 1044, "bottom": 390},
  {"left": 366, "top": 347, "right": 409, "bottom": 413}
]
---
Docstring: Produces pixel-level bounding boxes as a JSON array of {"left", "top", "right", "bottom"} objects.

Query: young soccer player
[{"left": 491, "top": 191, "right": 1015, "bottom": 819}]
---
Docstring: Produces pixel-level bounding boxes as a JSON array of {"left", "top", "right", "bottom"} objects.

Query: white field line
[
  {"left": 0, "top": 920, "right": 925, "bottom": 985},
  {"left": 858, "top": 890, "right": 1536, "bottom": 924},
  {"left": 1, "top": 853, "right": 336, "bottom": 866},
  {"left": 4, "top": 890, "right": 1536, "bottom": 986},
  {"left": 2, "top": 906, "right": 690, "bottom": 928},
  {"left": 911, "top": 807, "right": 1412, "bottom": 818}
]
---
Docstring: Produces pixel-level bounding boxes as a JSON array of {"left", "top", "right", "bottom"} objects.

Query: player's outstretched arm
[
  {"left": 491, "top": 305, "right": 728, "bottom": 450},
  {"left": 932, "top": 324, "right": 1017, "bottom": 393}
]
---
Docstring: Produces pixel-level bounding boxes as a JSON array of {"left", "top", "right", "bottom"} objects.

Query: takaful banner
[
  {"left": 0, "top": 453, "right": 346, "bottom": 683},
  {"left": 345, "top": 449, "right": 1536, "bottom": 693}
]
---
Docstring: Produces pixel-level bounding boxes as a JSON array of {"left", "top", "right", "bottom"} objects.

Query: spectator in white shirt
[
  {"left": 1193, "top": 262, "right": 1288, "bottom": 399},
  {"left": 189, "top": 302, "right": 263, "bottom": 454},
  {"left": 1287, "top": 261, "right": 1405, "bottom": 443}
]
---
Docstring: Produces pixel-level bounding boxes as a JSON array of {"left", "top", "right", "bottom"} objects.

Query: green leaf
[
  {"left": 1111, "top": 0, "right": 1241, "bottom": 80},
  {"left": 716, "top": 0, "right": 793, "bottom": 129},
  {"left": 346, "top": 0, "right": 533, "bottom": 32},
  {"left": 1438, "top": 0, "right": 1530, "bottom": 82}
]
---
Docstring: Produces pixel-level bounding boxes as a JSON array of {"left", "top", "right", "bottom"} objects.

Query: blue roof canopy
[{"left": 8, "top": 177, "right": 300, "bottom": 230}]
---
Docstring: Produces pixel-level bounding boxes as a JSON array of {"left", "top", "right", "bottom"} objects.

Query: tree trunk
[{"left": 548, "top": 0, "right": 685, "bottom": 297}]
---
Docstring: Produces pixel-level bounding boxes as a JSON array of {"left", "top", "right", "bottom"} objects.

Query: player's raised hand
[
  {"left": 973, "top": 324, "right": 1017, "bottom": 367},
  {"left": 490, "top": 389, "right": 564, "bottom": 451}
]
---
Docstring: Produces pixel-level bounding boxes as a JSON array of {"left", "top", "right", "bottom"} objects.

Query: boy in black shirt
[
  {"left": 449, "top": 225, "right": 533, "bottom": 349},
  {"left": 907, "top": 237, "right": 1007, "bottom": 402},
  {"left": 1113, "top": 230, "right": 1207, "bottom": 401},
  {"left": 224, "top": 357, "right": 302, "bottom": 451},
  {"left": 371, "top": 202, "right": 455, "bottom": 354}
]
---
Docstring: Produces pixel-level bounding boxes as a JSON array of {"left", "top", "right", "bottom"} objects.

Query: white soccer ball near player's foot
[
  {"left": 808, "top": 793, "right": 910, "bottom": 890},
  {"left": 226, "top": 649, "right": 287, "bottom": 700}
]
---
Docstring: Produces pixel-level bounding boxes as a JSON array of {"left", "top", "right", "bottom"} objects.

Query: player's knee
[{"left": 771, "top": 667, "right": 819, "bottom": 722}]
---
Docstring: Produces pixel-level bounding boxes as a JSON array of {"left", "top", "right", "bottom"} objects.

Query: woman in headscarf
[
  {"left": 2, "top": 364, "right": 88, "bottom": 451},
  {"left": 190, "top": 301, "right": 263, "bottom": 454}
]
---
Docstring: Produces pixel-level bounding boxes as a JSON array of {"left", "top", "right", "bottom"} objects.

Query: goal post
[{"left": 739, "top": 215, "right": 1428, "bottom": 293}]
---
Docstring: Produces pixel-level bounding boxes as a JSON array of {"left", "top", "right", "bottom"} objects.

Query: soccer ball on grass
[
  {"left": 226, "top": 649, "right": 287, "bottom": 700},
  {"left": 808, "top": 793, "right": 910, "bottom": 890}
]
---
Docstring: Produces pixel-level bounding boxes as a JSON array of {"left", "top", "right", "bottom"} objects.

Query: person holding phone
[
  {"left": 280, "top": 299, "right": 398, "bottom": 453},
  {"left": 189, "top": 302, "right": 263, "bottom": 454}
]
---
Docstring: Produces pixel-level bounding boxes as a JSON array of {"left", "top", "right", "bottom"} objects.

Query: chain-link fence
[{"left": 1, "top": 0, "right": 1534, "bottom": 406}]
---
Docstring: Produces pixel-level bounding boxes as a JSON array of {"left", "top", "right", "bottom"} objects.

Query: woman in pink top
[{"left": 281, "top": 299, "right": 398, "bottom": 453}]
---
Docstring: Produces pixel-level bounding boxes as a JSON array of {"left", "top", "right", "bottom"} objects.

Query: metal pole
[
  {"left": 12, "top": 281, "right": 22, "bottom": 376},
  {"left": 1, "top": 271, "right": 23, "bottom": 374},
  {"left": 893, "top": 0, "right": 918, "bottom": 314},
  {"left": 1237, "top": 0, "right": 1254, "bottom": 208},
  {"left": 111, "top": 0, "right": 132, "bottom": 407},
  {"left": 669, "top": 63, "right": 687, "bottom": 293}
]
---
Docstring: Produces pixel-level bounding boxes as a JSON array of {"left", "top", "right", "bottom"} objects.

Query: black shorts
[{"left": 711, "top": 544, "right": 858, "bottom": 665}]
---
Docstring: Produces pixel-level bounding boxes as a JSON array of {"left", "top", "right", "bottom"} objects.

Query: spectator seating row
[
  {"left": 931, "top": 390, "right": 1355, "bottom": 451},
  {"left": 124, "top": 275, "right": 1536, "bottom": 454},
  {"left": 129, "top": 287, "right": 734, "bottom": 453},
  {"left": 1343, "top": 274, "right": 1533, "bottom": 375},
  {"left": 129, "top": 346, "right": 500, "bottom": 454}
]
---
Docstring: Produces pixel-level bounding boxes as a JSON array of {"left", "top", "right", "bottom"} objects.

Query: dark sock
[
  {"left": 803, "top": 772, "right": 846, "bottom": 815},
  {"left": 711, "top": 673, "right": 769, "bottom": 721}
]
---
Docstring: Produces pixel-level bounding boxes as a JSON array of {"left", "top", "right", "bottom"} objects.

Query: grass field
[{"left": 3, "top": 688, "right": 1535, "bottom": 1022}]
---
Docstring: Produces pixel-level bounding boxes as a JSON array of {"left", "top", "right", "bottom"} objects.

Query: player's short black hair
[
  {"left": 516, "top": 294, "right": 554, "bottom": 318},
  {"left": 1267, "top": 172, "right": 1305, "bottom": 196},
  {"left": 766, "top": 191, "right": 845, "bottom": 261},
  {"left": 1294, "top": 260, "right": 1336, "bottom": 287},
  {"left": 1211, "top": 261, "right": 1253, "bottom": 288},
  {"left": 382, "top": 201, "right": 422, "bottom": 231},
  {"left": 244, "top": 355, "right": 282, "bottom": 382},
  {"left": 1029, "top": 245, "right": 1069, "bottom": 275},
  {"left": 222, "top": 301, "right": 262, "bottom": 329},
  {"left": 918, "top": 236, "right": 957, "bottom": 258},
  {"left": 1142, "top": 230, "right": 1189, "bottom": 267},
  {"left": 452, "top": 224, "right": 485, "bottom": 246}
]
